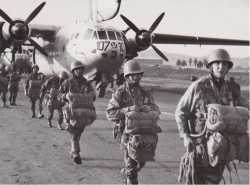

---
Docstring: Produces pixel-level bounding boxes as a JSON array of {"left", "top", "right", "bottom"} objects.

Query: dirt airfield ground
[{"left": 0, "top": 79, "right": 249, "bottom": 184}]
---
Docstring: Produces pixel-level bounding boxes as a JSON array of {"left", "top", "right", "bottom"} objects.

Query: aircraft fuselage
[{"left": 36, "top": 22, "right": 126, "bottom": 76}]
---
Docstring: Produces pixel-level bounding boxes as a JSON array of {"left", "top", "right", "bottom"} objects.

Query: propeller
[
  {"left": 120, "top": 13, "right": 168, "bottom": 61},
  {"left": 0, "top": 2, "right": 48, "bottom": 60}
]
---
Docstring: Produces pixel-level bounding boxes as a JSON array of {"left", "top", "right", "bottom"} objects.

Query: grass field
[{"left": 142, "top": 64, "right": 249, "bottom": 99}]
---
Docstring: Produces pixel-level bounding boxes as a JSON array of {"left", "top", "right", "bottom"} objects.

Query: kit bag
[
  {"left": 124, "top": 105, "right": 161, "bottom": 162},
  {"left": 206, "top": 104, "right": 249, "bottom": 134},
  {"left": 66, "top": 92, "right": 96, "bottom": 125},
  {"left": 47, "top": 88, "right": 64, "bottom": 107},
  {"left": 28, "top": 80, "right": 42, "bottom": 98},
  {"left": 127, "top": 134, "right": 158, "bottom": 162},
  {"left": 124, "top": 109, "right": 161, "bottom": 135}
]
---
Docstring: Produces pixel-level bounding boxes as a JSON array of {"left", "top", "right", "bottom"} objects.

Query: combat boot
[
  {"left": 2, "top": 102, "right": 8, "bottom": 108},
  {"left": 48, "top": 120, "right": 52, "bottom": 128},
  {"left": 73, "top": 155, "right": 82, "bottom": 165},
  {"left": 126, "top": 177, "right": 138, "bottom": 185},
  {"left": 57, "top": 124, "right": 64, "bottom": 130},
  {"left": 38, "top": 113, "right": 44, "bottom": 119}
]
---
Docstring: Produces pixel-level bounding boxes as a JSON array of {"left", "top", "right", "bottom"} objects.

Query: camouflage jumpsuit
[
  {"left": 25, "top": 73, "right": 44, "bottom": 117},
  {"left": 59, "top": 76, "right": 95, "bottom": 158},
  {"left": 8, "top": 71, "right": 21, "bottom": 105},
  {"left": 106, "top": 82, "right": 160, "bottom": 184},
  {"left": 175, "top": 74, "right": 247, "bottom": 184},
  {"left": 40, "top": 75, "right": 65, "bottom": 127}
]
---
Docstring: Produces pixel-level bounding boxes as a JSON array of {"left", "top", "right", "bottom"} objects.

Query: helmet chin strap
[{"left": 127, "top": 81, "right": 140, "bottom": 89}]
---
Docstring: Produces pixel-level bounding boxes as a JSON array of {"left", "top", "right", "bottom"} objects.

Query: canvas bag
[
  {"left": 66, "top": 92, "right": 96, "bottom": 125},
  {"left": 28, "top": 80, "right": 42, "bottom": 98},
  {"left": 206, "top": 104, "right": 249, "bottom": 133},
  {"left": 127, "top": 134, "right": 158, "bottom": 162}
]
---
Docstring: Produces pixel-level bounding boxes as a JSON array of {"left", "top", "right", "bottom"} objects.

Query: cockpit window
[
  {"left": 92, "top": 31, "right": 98, "bottom": 40},
  {"left": 97, "top": 30, "right": 107, "bottom": 40},
  {"left": 115, "top": 32, "right": 123, "bottom": 41},
  {"left": 107, "top": 31, "right": 116, "bottom": 40},
  {"left": 83, "top": 29, "right": 93, "bottom": 39}
]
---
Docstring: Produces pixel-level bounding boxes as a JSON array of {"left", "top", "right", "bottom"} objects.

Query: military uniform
[
  {"left": 0, "top": 68, "right": 9, "bottom": 107},
  {"left": 8, "top": 71, "right": 21, "bottom": 105},
  {"left": 40, "top": 75, "right": 66, "bottom": 129},
  {"left": 25, "top": 72, "right": 44, "bottom": 118},
  {"left": 175, "top": 73, "right": 247, "bottom": 184},
  {"left": 59, "top": 75, "right": 95, "bottom": 162},
  {"left": 106, "top": 82, "right": 160, "bottom": 184}
]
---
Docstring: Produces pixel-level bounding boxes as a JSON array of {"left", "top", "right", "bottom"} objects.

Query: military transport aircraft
[{"left": 0, "top": 0, "right": 249, "bottom": 97}]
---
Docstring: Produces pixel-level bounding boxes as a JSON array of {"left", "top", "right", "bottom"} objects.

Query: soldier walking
[
  {"left": 0, "top": 64, "right": 9, "bottom": 107},
  {"left": 24, "top": 64, "right": 44, "bottom": 118},
  {"left": 106, "top": 60, "right": 161, "bottom": 185},
  {"left": 175, "top": 49, "right": 249, "bottom": 184},
  {"left": 7, "top": 65, "right": 21, "bottom": 105},
  {"left": 59, "top": 61, "right": 96, "bottom": 164},
  {"left": 40, "top": 71, "right": 69, "bottom": 130}
]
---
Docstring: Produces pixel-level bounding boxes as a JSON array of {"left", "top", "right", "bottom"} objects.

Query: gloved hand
[{"left": 183, "top": 134, "right": 195, "bottom": 152}]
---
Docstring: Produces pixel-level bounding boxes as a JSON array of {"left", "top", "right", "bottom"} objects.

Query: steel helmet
[
  {"left": 123, "top": 60, "right": 143, "bottom": 77},
  {"left": 58, "top": 71, "right": 68, "bottom": 79},
  {"left": 207, "top": 49, "right": 233, "bottom": 69},
  {"left": 5, "top": 65, "right": 13, "bottom": 72},
  {"left": 32, "top": 64, "right": 39, "bottom": 70},
  {"left": 0, "top": 64, "right": 5, "bottom": 70},
  {"left": 70, "top": 61, "right": 85, "bottom": 72}
]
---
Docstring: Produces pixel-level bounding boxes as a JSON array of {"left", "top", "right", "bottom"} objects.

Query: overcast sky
[{"left": 0, "top": 0, "right": 249, "bottom": 57}]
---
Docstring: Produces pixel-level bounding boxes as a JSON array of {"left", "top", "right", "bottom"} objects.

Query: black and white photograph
[{"left": 0, "top": 0, "right": 249, "bottom": 184}]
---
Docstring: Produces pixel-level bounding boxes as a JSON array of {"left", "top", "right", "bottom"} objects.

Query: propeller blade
[
  {"left": 0, "top": 9, "right": 13, "bottom": 23},
  {"left": 25, "top": 2, "right": 46, "bottom": 24},
  {"left": 149, "top": 12, "right": 165, "bottom": 33},
  {"left": 151, "top": 44, "right": 168, "bottom": 62},
  {"left": 122, "top": 27, "right": 130, "bottom": 34},
  {"left": 28, "top": 38, "right": 48, "bottom": 57},
  {"left": 120, "top": 15, "right": 140, "bottom": 34}
]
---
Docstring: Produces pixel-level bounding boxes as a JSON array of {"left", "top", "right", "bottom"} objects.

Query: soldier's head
[
  {"left": 123, "top": 60, "right": 143, "bottom": 85},
  {"left": 207, "top": 49, "right": 233, "bottom": 79},
  {"left": 58, "top": 71, "right": 69, "bottom": 81},
  {"left": 32, "top": 64, "right": 39, "bottom": 74},
  {"left": 70, "top": 61, "right": 85, "bottom": 78},
  {"left": 5, "top": 65, "right": 13, "bottom": 73}
]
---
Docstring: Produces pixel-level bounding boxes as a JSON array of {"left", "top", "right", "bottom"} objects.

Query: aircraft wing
[
  {"left": 29, "top": 24, "right": 61, "bottom": 42},
  {"left": 153, "top": 33, "right": 249, "bottom": 46}
]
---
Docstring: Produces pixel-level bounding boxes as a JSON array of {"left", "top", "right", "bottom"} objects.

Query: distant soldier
[
  {"left": 24, "top": 64, "right": 44, "bottom": 118},
  {"left": 0, "top": 64, "right": 9, "bottom": 107},
  {"left": 7, "top": 65, "right": 21, "bottom": 105},
  {"left": 40, "top": 71, "right": 69, "bottom": 129},
  {"left": 106, "top": 60, "right": 161, "bottom": 185},
  {"left": 60, "top": 61, "right": 96, "bottom": 164},
  {"left": 37, "top": 72, "right": 46, "bottom": 117},
  {"left": 175, "top": 49, "right": 249, "bottom": 184}
]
